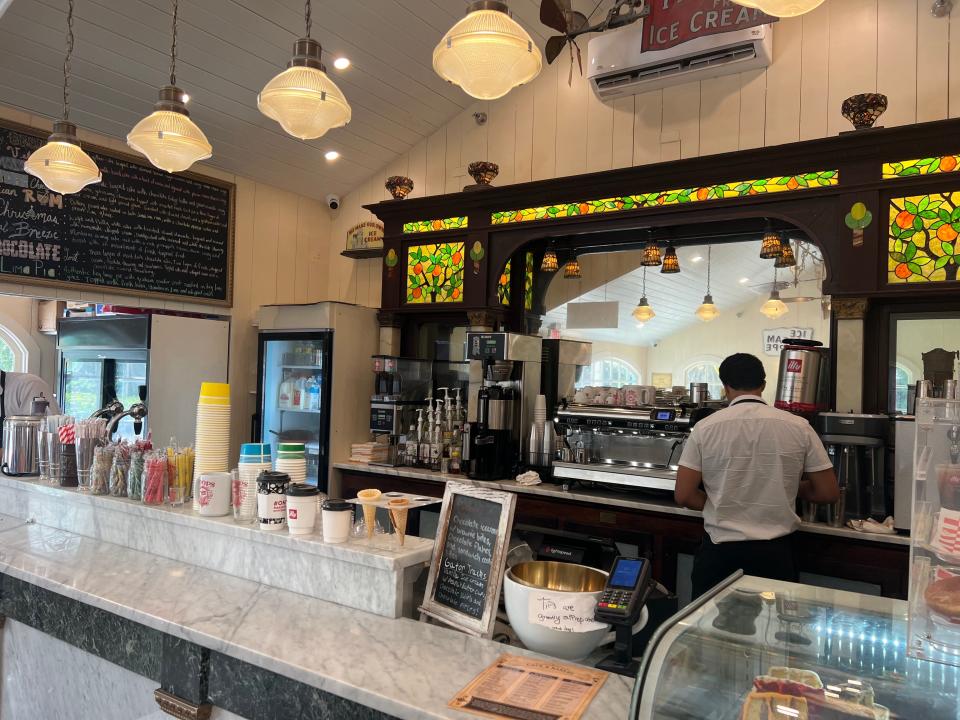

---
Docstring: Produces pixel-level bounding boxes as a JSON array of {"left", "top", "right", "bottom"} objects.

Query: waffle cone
[
  {"left": 389, "top": 507, "right": 409, "bottom": 546},
  {"left": 362, "top": 503, "right": 378, "bottom": 539}
]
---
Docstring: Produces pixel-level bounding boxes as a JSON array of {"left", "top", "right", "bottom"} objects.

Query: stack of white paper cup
[
  {"left": 235, "top": 443, "right": 269, "bottom": 523},
  {"left": 193, "top": 382, "right": 231, "bottom": 512}
]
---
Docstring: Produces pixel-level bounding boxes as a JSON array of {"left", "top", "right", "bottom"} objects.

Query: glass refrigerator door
[
  {"left": 632, "top": 575, "right": 959, "bottom": 719},
  {"left": 258, "top": 332, "right": 332, "bottom": 489},
  {"left": 61, "top": 358, "right": 103, "bottom": 420},
  {"left": 109, "top": 360, "right": 147, "bottom": 441}
]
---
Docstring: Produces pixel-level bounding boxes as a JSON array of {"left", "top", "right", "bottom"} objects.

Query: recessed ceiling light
[
  {"left": 182, "top": 93, "right": 190, "bottom": 103},
  {"left": 690, "top": 255, "right": 704, "bottom": 263},
  {"left": 739, "top": 277, "right": 750, "bottom": 284},
  {"left": 324, "top": 150, "right": 340, "bottom": 161},
  {"left": 333, "top": 57, "right": 350, "bottom": 70}
]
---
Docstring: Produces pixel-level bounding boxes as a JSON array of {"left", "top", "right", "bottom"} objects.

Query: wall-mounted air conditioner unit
[{"left": 587, "top": 22, "right": 773, "bottom": 100}]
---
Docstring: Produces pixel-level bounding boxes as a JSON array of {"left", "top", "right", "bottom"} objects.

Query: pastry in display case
[
  {"left": 630, "top": 574, "right": 957, "bottom": 719},
  {"left": 910, "top": 397, "right": 960, "bottom": 666}
]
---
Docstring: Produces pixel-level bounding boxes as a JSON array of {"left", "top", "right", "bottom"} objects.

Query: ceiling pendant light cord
[
  {"left": 642, "top": 265, "right": 647, "bottom": 296},
  {"left": 169, "top": 0, "right": 178, "bottom": 86},
  {"left": 63, "top": 0, "right": 74, "bottom": 121},
  {"left": 305, "top": 0, "right": 312, "bottom": 38},
  {"left": 706, "top": 245, "right": 712, "bottom": 295}
]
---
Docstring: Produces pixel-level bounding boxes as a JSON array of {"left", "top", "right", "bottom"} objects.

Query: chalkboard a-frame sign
[
  {"left": 419, "top": 481, "right": 516, "bottom": 638},
  {"left": 0, "top": 118, "right": 234, "bottom": 306}
]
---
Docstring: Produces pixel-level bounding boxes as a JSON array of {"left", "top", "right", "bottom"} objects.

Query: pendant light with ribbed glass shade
[
  {"left": 695, "top": 246, "right": 720, "bottom": 322},
  {"left": 641, "top": 237, "right": 662, "bottom": 267},
  {"left": 258, "top": 0, "right": 352, "bottom": 140},
  {"left": 563, "top": 255, "right": 582, "bottom": 279},
  {"left": 632, "top": 266, "right": 655, "bottom": 323},
  {"left": 759, "top": 226, "right": 782, "bottom": 259},
  {"left": 433, "top": 1, "right": 542, "bottom": 100},
  {"left": 127, "top": 0, "right": 212, "bottom": 172},
  {"left": 761, "top": 267, "right": 790, "bottom": 319},
  {"left": 23, "top": 0, "right": 102, "bottom": 195},
  {"left": 775, "top": 240, "right": 797, "bottom": 268}
]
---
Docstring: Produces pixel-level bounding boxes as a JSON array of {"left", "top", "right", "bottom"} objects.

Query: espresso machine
[
  {"left": 817, "top": 412, "right": 889, "bottom": 522},
  {"left": 464, "top": 333, "right": 542, "bottom": 480}
]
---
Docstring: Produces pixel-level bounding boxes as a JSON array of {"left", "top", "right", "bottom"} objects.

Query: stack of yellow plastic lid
[{"left": 193, "top": 382, "right": 231, "bottom": 512}]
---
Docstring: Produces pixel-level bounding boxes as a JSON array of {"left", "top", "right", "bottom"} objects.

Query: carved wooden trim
[
  {"left": 833, "top": 297, "right": 868, "bottom": 320},
  {"left": 154, "top": 689, "right": 212, "bottom": 720}
]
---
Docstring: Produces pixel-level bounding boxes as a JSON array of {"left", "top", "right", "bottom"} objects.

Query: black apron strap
[{"left": 732, "top": 398, "right": 766, "bottom": 405}]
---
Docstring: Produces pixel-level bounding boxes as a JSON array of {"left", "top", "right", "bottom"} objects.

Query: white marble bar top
[
  {"left": 334, "top": 462, "right": 911, "bottom": 548},
  {"left": 0, "top": 512, "right": 633, "bottom": 720},
  {"left": 1, "top": 475, "right": 433, "bottom": 570}
]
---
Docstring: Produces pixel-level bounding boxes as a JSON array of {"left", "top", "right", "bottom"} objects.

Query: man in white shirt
[{"left": 675, "top": 353, "right": 839, "bottom": 598}]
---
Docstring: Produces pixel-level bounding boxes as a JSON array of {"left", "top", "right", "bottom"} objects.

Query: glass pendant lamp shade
[
  {"left": 750, "top": 0, "right": 826, "bottom": 18},
  {"left": 563, "top": 257, "right": 582, "bottom": 279},
  {"left": 632, "top": 298, "right": 656, "bottom": 323},
  {"left": 760, "top": 290, "right": 789, "bottom": 319},
  {"left": 24, "top": 121, "right": 101, "bottom": 195},
  {"left": 433, "top": 0, "right": 542, "bottom": 100},
  {"left": 759, "top": 230, "right": 783, "bottom": 259},
  {"left": 641, "top": 241, "right": 662, "bottom": 266},
  {"left": 775, "top": 241, "right": 797, "bottom": 268},
  {"left": 127, "top": 86, "right": 212, "bottom": 172},
  {"left": 660, "top": 246, "right": 680, "bottom": 273},
  {"left": 541, "top": 248, "right": 559, "bottom": 272},
  {"left": 258, "top": 38, "right": 352, "bottom": 140},
  {"left": 695, "top": 294, "right": 720, "bottom": 322}
]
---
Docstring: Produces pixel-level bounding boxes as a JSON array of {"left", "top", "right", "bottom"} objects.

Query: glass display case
[
  {"left": 631, "top": 574, "right": 958, "bottom": 719},
  {"left": 910, "top": 397, "right": 960, "bottom": 667}
]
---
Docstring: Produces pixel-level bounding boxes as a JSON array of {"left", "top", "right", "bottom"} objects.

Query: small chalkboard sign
[{"left": 420, "top": 481, "right": 516, "bottom": 638}]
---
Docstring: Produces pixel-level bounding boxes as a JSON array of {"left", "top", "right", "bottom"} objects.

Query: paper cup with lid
[
  {"left": 321, "top": 498, "right": 353, "bottom": 543},
  {"left": 257, "top": 470, "right": 290, "bottom": 531},
  {"left": 286, "top": 483, "right": 320, "bottom": 535}
]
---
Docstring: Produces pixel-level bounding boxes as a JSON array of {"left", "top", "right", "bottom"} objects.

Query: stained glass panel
[
  {"left": 402, "top": 217, "right": 468, "bottom": 234},
  {"left": 490, "top": 171, "right": 839, "bottom": 225},
  {"left": 498, "top": 259, "right": 511, "bottom": 306},
  {"left": 406, "top": 242, "right": 465, "bottom": 303},
  {"left": 524, "top": 251, "right": 534, "bottom": 311},
  {"left": 883, "top": 156, "right": 960, "bottom": 179},
  {"left": 888, "top": 193, "right": 960, "bottom": 284}
]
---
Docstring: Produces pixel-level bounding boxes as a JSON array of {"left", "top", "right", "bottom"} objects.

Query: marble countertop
[
  {"left": 333, "top": 462, "right": 911, "bottom": 547},
  {"left": 0, "top": 512, "right": 632, "bottom": 720},
  {"left": 1, "top": 475, "right": 434, "bottom": 570}
]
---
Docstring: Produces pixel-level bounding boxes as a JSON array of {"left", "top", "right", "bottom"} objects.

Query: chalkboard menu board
[
  {"left": 420, "top": 482, "right": 516, "bottom": 638},
  {"left": 0, "top": 120, "right": 233, "bottom": 305}
]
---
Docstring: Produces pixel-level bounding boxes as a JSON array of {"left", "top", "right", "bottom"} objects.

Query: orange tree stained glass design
[
  {"left": 490, "top": 171, "right": 838, "bottom": 225},
  {"left": 888, "top": 193, "right": 960, "bottom": 284},
  {"left": 402, "top": 217, "right": 468, "bottom": 234},
  {"left": 497, "top": 252, "right": 535, "bottom": 308},
  {"left": 884, "top": 156, "right": 960, "bottom": 179},
  {"left": 407, "top": 242, "right": 465, "bottom": 303}
]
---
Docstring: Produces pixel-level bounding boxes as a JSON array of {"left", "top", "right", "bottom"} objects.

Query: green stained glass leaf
[
  {"left": 907, "top": 261, "right": 922, "bottom": 274},
  {"left": 905, "top": 242, "right": 917, "bottom": 261},
  {"left": 920, "top": 210, "right": 938, "bottom": 220},
  {"left": 901, "top": 167, "right": 921, "bottom": 176},
  {"left": 890, "top": 252, "right": 907, "bottom": 263},
  {"left": 919, "top": 196, "right": 930, "bottom": 212},
  {"left": 936, "top": 255, "right": 953, "bottom": 269},
  {"left": 945, "top": 242, "right": 955, "bottom": 254}
]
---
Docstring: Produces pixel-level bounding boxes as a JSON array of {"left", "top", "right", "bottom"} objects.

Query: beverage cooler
[
  {"left": 58, "top": 314, "right": 230, "bottom": 443},
  {"left": 254, "top": 332, "right": 332, "bottom": 489},
  {"left": 254, "top": 302, "right": 379, "bottom": 494}
]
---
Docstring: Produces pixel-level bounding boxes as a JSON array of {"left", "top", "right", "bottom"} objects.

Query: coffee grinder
[{"left": 464, "top": 333, "right": 542, "bottom": 480}]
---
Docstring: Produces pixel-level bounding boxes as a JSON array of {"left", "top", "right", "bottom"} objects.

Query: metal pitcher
[{"left": 2, "top": 415, "right": 43, "bottom": 476}]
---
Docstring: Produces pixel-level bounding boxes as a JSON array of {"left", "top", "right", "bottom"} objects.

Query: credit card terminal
[{"left": 595, "top": 556, "right": 651, "bottom": 624}]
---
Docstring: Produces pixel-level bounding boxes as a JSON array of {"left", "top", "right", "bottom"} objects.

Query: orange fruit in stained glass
[
  {"left": 452, "top": 252, "right": 462, "bottom": 265},
  {"left": 414, "top": 262, "right": 423, "bottom": 275},
  {"left": 942, "top": 156, "right": 957, "bottom": 172},
  {"left": 579, "top": 203, "right": 589, "bottom": 214},
  {"left": 937, "top": 224, "right": 958, "bottom": 242},
  {"left": 787, "top": 178, "right": 799, "bottom": 190},
  {"left": 432, "top": 220, "right": 443, "bottom": 230},
  {"left": 894, "top": 263, "right": 912, "bottom": 279},
  {"left": 696, "top": 187, "right": 709, "bottom": 200},
  {"left": 412, "top": 287, "right": 423, "bottom": 298},
  {"left": 452, "top": 288, "right": 460, "bottom": 299},
  {"left": 896, "top": 210, "right": 915, "bottom": 229},
  {"left": 500, "top": 274, "right": 508, "bottom": 286},
  {"left": 432, "top": 266, "right": 442, "bottom": 277}
]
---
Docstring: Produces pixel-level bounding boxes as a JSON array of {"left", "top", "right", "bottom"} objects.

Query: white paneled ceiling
[
  {"left": 544, "top": 240, "right": 825, "bottom": 345},
  {"left": 0, "top": 0, "right": 565, "bottom": 200}
]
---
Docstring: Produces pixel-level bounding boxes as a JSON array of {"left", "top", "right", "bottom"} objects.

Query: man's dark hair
[{"left": 719, "top": 353, "right": 766, "bottom": 390}]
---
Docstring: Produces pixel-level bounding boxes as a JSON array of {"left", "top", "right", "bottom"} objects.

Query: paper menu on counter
[{"left": 449, "top": 653, "right": 607, "bottom": 720}]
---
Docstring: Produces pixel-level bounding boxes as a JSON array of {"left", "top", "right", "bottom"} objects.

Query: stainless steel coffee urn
[
  {"left": 774, "top": 339, "right": 830, "bottom": 420},
  {"left": 2, "top": 415, "right": 43, "bottom": 476}
]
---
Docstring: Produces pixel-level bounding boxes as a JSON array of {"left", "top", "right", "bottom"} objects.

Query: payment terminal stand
[{"left": 594, "top": 556, "right": 653, "bottom": 677}]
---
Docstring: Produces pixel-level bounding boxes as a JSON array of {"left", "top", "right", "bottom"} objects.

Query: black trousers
[{"left": 691, "top": 532, "right": 798, "bottom": 600}]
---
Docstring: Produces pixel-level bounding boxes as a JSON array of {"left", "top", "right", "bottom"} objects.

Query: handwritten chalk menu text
[
  {"left": 434, "top": 494, "right": 502, "bottom": 620},
  {"left": 0, "top": 121, "right": 232, "bottom": 305}
]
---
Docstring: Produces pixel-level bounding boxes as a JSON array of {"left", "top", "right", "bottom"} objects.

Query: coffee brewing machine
[
  {"left": 540, "top": 338, "right": 593, "bottom": 418},
  {"left": 552, "top": 405, "right": 694, "bottom": 492},
  {"left": 464, "top": 333, "right": 542, "bottom": 480}
]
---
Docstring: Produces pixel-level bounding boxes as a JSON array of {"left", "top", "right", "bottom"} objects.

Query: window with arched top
[
  {"left": 894, "top": 362, "right": 914, "bottom": 415},
  {"left": 684, "top": 358, "right": 723, "bottom": 401},
  {"left": 576, "top": 358, "right": 640, "bottom": 389},
  {"left": 0, "top": 322, "right": 28, "bottom": 373}
]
